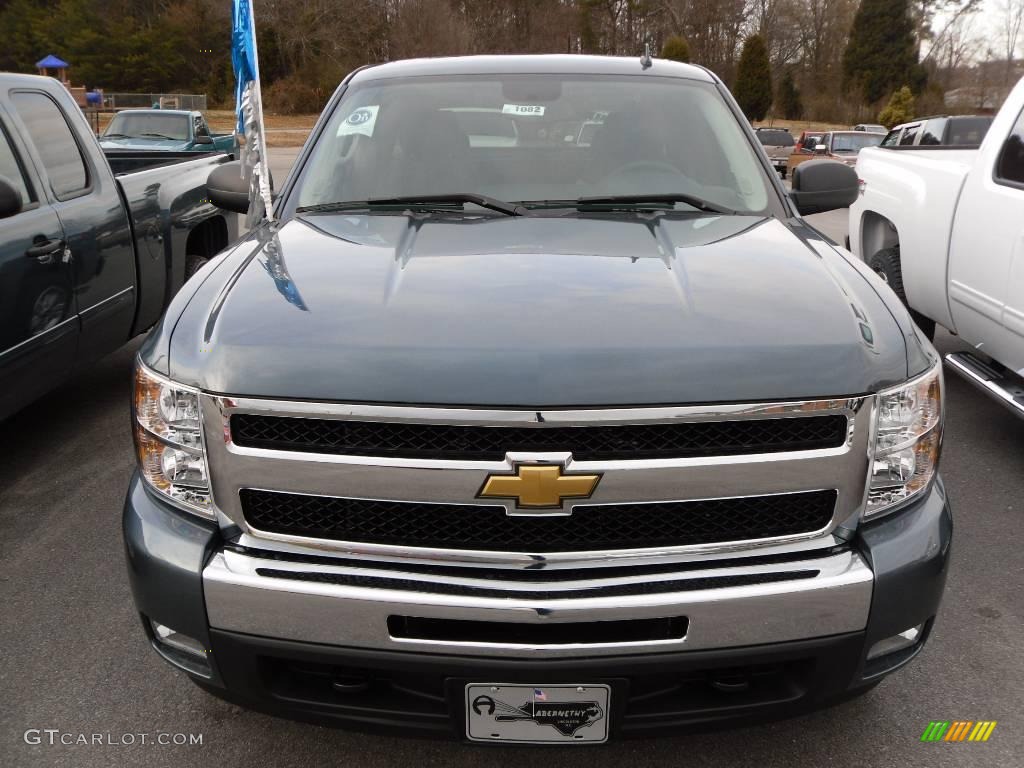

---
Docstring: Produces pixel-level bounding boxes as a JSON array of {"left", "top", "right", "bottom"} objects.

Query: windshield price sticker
[
  {"left": 338, "top": 105, "right": 379, "bottom": 137},
  {"left": 502, "top": 104, "right": 545, "bottom": 117}
]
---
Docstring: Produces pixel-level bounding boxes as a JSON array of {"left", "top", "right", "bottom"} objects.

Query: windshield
[
  {"left": 104, "top": 112, "right": 189, "bottom": 141},
  {"left": 295, "top": 75, "right": 771, "bottom": 215},
  {"left": 830, "top": 133, "right": 884, "bottom": 153}
]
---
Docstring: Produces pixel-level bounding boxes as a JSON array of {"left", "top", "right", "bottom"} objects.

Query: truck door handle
[{"left": 26, "top": 238, "right": 66, "bottom": 263}]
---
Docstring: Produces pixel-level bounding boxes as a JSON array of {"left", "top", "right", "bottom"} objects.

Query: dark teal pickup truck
[
  {"left": 0, "top": 74, "right": 237, "bottom": 420},
  {"left": 99, "top": 108, "right": 237, "bottom": 154}
]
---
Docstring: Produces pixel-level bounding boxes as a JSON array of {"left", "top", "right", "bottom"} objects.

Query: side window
[
  {"left": 919, "top": 119, "right": 944, "bottom": 146},
  {"left": 10, "top": 91, "right": 89, "bottom": 200},
  {"left": 880, "top": 128, "right": 901, "bottom": 147},
  {"left": 995, "top": 107, "right": 1024, "bottom": 186},
  {"left": 899, "top": 124, "right": 920, "bottom": 146},
  {"left": 0, "top": 121, "right": 34, "bottom": 207}
]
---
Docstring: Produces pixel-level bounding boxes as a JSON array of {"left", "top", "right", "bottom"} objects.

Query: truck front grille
[
  {"left": 205, "top": 395, "right": 871, "bottom": 559},
  {"left": 239, "top": 489, "right": 837, "bottom": 552},
  {"left": 230, "top": 413, "right": 848, "bottom": 461}
]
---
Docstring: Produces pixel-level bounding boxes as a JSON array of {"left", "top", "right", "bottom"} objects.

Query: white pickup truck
[{"left": 850, "top": 77, "right": 1024, "bottom": 417}]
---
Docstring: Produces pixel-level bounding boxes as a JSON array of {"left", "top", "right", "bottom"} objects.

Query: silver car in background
[{"left": 754, "top": 127, "right": 796, "bottom": 178}]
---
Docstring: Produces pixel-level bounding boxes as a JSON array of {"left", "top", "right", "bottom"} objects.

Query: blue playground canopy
[{"left": 36, "top": 54, "right": 69, "bottom": 69}]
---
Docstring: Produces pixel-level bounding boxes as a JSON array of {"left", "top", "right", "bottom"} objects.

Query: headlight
[
  {"left": 866, "top": 361, "right": 943, "bottom": 517},
  {"left": 133, "top": 363, "right": 213, "bottom": 518}
]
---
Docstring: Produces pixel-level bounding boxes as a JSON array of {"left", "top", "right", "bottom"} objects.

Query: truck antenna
[{"left": 640, "top": 42, "right": 653, "bottom": 69}]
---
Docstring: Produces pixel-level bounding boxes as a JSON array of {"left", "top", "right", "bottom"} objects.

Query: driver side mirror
[
  {"left": 790, "top": 160, "right": 858, "bottom": 216},
  {"left": 0, "top": 175, "right": 23, "bottom": 219},
  {"left": 813, "top": 143, "right": 828, "bottom": 155},
  {"left": 194, "top": 134, "right": 214, "bottom": 146},
  {"left": 207, "top": 160, "right": 252, "bottom": 214}
]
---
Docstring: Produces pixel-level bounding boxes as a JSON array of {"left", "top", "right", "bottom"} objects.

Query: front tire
[
  {"left": 868, "top": 246, "right": 936, "bottom": 340},
  {"left": 184, "top": 254, "right": 210, "bottom": 281}
]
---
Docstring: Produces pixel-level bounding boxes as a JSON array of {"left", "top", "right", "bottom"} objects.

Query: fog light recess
[
  {"left": 149, "top": 620, "right": 212, "bottom": 678},
  {"left": 867, "top": 623, "right": 924, "bottom": 661}
]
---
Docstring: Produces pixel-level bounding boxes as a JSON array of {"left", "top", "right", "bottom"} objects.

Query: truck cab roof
[{"left": 350, "top": 54, "right": 716, "bottom": 84}]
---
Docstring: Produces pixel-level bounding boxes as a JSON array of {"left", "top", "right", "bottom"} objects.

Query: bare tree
[
  {"left": 925, "top": 10, "right": 981, "bottom": 90},
  {"left": 660, "top": 0, "right": 749, "bottom": 79},
  {"left": 999, "top": 0, "right": 1024, "bottom": 84}
]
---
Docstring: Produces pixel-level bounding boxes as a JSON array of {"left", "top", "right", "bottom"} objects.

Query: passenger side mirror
[
  {"left": 0, "top": 175, "right": 23, "bottom": 219},
  {"left": 790, "top": 160, "right": 858, "bottom": 216},
  {"left": 195, "top": 134, "right": 214, "bottom": 146},
  {"left": 207, "top": 161, "right": 252, "bottom": 214},
  {"left": 813, "top": 144, "right": 827, "bottom": 155}
]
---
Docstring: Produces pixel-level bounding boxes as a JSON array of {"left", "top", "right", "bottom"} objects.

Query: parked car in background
[
  {"left": 99, "top": 109, "right": 237, "bottom": 154},
  {"left": 853, "top": 124, "right": 887, "bottom": 133},
  {"left": 754, "top": 127, "right": 796, "bottom": 177},
  {"left": 879, "top": 115, "right": 993, "bottom": 148},
  {"left": 0, "top": 74, "right": 236, "bottom": 420},
  {"left": 789, "top": 130, "right": 883, "bottom": 172},
  {"left": 851, "top": 76, "right": 1024, "bottom": 417},
  {"left": 124, "top": 54, "right": 951, "bottom": 742},
  {"left": 794, "top": 129, "right": 823, "bottom": 154}
]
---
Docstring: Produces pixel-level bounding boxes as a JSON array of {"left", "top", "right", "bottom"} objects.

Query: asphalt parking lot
[{"left": 2, "top": 150, "right": 1021, "bottom": 768}]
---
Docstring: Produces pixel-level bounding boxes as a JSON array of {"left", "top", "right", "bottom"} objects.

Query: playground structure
[
  {"left": 36, "top": 53, "right": 103, "bottom": 111},
  {"left": 36, "top": 54, "right": 70, "bottom": 82},
  {"left": 33, "top": 53, "right": 207, "bottom": 133}
]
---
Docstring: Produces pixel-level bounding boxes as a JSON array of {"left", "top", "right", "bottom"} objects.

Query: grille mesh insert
[
  {"left": 240, "top": 489, "right": 838, "bottom": 552},
  {"left": 230, "top": 414, "right": 848, "bottom": 461}
]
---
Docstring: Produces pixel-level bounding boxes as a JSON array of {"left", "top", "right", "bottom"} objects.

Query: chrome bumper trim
[{"left": 203, "top": 548, "right": 873, "bottom": 658}]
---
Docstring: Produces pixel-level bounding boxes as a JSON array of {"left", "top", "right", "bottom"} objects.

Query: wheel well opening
[
  {"left": 185, "top": 216, "right": 229, "bottom": 258},
  {"left": 860, "top": 212, "right": 899, "bottom": 259}
]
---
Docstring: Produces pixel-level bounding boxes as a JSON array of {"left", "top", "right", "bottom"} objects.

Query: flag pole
[{"left": 247, "top": 0, "right": 274, "bottom": 222}]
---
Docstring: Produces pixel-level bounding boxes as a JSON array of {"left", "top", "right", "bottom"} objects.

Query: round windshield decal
[{"left": 347, "top": 109, "right": 373, "bottom": 125}]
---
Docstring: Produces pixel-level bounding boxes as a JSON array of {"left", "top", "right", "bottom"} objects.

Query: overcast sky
[{"left": 931, "top": 0, "right": 1019, "bottom": 62}]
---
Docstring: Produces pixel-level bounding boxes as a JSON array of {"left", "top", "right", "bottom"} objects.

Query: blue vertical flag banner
[{"left": 232, "top": 0, "right": 274, "bottom": 223}]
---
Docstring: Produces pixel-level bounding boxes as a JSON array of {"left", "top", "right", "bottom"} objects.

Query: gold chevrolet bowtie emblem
[{"left": 478, "top": 465, "right": 601, "bottom": 509}]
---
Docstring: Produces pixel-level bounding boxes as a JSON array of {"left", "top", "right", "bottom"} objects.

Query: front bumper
[
  {"left": 123, "top": 474, "right": 952, "bottom": 737},
  {"left": 202, "top": 546, "right": 872, "bottom": 658}
]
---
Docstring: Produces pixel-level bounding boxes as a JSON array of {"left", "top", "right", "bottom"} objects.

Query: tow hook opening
[
  {"left": 710, "top": 674, "right": 752, "bottom": 693},
  {"left": 332, "top": 674, "right": 372, "bottom": 694}
]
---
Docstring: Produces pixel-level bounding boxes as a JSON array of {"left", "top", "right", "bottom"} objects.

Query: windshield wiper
[
  {"left": 297, "top": 194, "right": 527, "bottom": 217},
  {"left": 573, "top": 194, "right": 737, "bottom": 215},
  {"left": 139, "top": 132, "right": 177, "bottom": 140},
  {"left": 103, "top": 133, "right": 130, "bottom": 139}
]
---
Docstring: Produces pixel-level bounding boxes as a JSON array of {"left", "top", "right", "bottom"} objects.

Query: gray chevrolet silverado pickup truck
[{"left": 124, "top": 56, "right": 951, "bottom": 743}]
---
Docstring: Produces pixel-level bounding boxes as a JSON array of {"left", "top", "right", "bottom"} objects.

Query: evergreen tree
[
  {"left": 842, "top": 0, "right": 925, "bottom": 104},
  {"left": 660, "top": 35, "right": 690, "bottom": 63},
  {"left": 777, "top": 71, "right": 803, "bottom": 120},
  {"left": 0, "top": 0, "right": 55, "bottom": 74},
  {"left": 878, "top": 86, "right": 915, "bottom": 126},
  {"left": 734, "top": 35, "right": 772, "bottom": 122}
]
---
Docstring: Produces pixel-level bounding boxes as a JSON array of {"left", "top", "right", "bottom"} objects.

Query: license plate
[{"left": 465, "top": 684, "right": 610, "bottom": 744}]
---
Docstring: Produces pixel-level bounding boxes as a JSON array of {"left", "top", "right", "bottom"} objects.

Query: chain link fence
[{"left": 102, "top": 93, "right": 208, "bottom": 111}]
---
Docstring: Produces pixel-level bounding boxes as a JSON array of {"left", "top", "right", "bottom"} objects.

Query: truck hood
[{"left": 166, "top": 213, "right": 910, "bottom": 406}]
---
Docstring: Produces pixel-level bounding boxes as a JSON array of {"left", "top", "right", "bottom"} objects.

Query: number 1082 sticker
[{"left": 502, "top": 104, "right": 546, "bottom": 116}]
